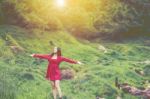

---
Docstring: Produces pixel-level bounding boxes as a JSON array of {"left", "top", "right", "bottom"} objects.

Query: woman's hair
[{"left": 50, "top": 47, "right": 62, "bottom": 56}]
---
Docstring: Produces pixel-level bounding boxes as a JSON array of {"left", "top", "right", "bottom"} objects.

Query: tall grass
[{"left": 0, "top": 25, "right": 150, "bottom": 99}]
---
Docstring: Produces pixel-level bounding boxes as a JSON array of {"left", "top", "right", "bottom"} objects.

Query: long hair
[{"left": 50, "top": 47, "right": 62, "bottom": 56}]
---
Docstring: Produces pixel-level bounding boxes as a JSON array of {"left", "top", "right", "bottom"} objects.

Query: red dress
[{"left": 33, "top": 54, "right": 78, "bottom": 81}]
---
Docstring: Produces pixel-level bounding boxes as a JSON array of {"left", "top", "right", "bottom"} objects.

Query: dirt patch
[
  {"left": 144, "top": 40, "right": 150, "bottom": 46},
  {"left": 61, "top": 69, "right": 75, "bottom": 80},
  {"left": 10, "top": 45, "right": 24, "bottom": 53},
  {"left": 115, "top": 77, "right": 150, "bottom": 98}
]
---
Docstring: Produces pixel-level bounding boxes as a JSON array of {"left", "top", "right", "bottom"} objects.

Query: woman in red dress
[{"left": 30, "top": 47, "right": 82, "bottom": 99}]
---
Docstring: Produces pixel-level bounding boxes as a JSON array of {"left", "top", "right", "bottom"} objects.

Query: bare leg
[
  {"left": 55, "top": 80, "right": 62, "bottom": 98},
  {"left": 50, "top": 81, "right": 57, "bottom": 99}
]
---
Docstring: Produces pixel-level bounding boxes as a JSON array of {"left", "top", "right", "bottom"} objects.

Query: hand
[
  {"left": 30, "top": 54, "right": 35, "bottom": 57},
  {"left": 77, "top": 61, "right": 83, "bottom": 65}
]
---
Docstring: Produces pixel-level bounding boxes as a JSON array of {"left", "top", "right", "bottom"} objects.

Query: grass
[{"left": 0, "top": 25, "right": 150, "bottom": 99}]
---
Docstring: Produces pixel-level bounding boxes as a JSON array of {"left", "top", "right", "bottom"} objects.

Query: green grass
[{"left": 0, "top": 25, "right": 150, "bottom": 99}]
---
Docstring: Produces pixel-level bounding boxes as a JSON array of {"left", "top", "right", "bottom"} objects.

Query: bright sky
[{"left": 55, "top": 0, "right": 66, "bottom": 8}]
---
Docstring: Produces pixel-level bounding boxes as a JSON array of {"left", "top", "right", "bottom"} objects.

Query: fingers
[
  {"left": 77, "top": 61, "right": 84, "bottom": 65},
  {"left": 30, "top": 54, "right": 35, "bottom": 57}
]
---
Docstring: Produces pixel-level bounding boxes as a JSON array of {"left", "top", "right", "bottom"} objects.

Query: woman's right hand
[{"left": 30, "top": 54, "right": 35, "bottom": 57}]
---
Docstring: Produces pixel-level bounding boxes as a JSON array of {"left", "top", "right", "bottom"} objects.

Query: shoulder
[
  {"left": 48, "top": 54, "right": 52, "bottom": 57},
  {"left": 59, "top": 56, "right": 63, "bottom": 58}
]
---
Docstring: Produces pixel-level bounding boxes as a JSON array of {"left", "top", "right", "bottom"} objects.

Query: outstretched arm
[
  {"left": 61, "top": 56, "right": 83, "bottom": 64},
  {"left": 31, "top": 54, "right": 49, "bottom": 59},
  {"left": 61, "top": 56, "right": 78, "bottom": 64}
]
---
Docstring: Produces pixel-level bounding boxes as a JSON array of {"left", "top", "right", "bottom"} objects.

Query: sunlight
[{"left": 55, "top": 0, "right": 66, "bottom": 8}]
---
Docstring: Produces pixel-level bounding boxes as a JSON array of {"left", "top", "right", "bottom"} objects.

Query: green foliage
[
  {"left": 1, "top": 0, "right": 150, "bottom": 39},
  {"left": 5, "top": 34, "right": 20, "bottom": 46},
  {"left": 0, "top": 39, "right": 14, "bottom": 59},
  {"left": 143, "top": 65, "right": 150, "bottom": 76},
  {"left": 0, "top": 61, "right": 17, "bottom": 99}
]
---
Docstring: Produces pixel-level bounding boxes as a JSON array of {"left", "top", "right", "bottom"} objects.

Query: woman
[{"left": 30, "top": 47, "right": 82, "bottom": 99}]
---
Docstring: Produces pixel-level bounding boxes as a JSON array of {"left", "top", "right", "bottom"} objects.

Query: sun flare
[{"left": 55, "top": 0, "right": 65, "bottom": 8}]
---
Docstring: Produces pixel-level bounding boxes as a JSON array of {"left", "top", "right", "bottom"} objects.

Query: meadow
[{"left": 0, "top": 25, "right": 150, "bottom": 99}]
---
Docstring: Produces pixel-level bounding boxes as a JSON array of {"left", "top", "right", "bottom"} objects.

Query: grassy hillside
[{"left": 0, "top": 25, "right": 150, "bottom": 99}]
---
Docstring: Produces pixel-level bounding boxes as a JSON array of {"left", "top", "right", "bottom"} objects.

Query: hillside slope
[{"left": 0, "top": 25, "right": 150, "bottom": 99}]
